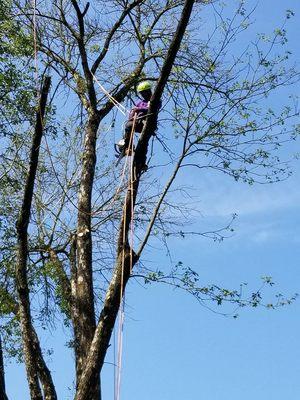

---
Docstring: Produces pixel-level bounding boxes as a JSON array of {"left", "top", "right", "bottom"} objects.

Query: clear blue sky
[{"left": 5, "top": 1, "right": 300, "bottom": 399}]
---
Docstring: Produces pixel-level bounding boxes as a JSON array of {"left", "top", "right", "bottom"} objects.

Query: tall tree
[{"left": 0, "top": 0, "right": 298, "bottom": 398}]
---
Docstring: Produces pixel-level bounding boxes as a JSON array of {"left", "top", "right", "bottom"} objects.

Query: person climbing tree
[{"left": 115, "top": 81, "right": 155, "bottom": 162}]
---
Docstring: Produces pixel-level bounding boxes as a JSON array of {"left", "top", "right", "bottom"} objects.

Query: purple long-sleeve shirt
[
  {"left": 129, "top": 99, "right": 162, "bottom": 120},
  {"left": 129, "top": 100, "right": 149, "bottom": 120}
]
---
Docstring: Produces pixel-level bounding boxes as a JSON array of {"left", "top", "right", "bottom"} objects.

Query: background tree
[{"left": 0, "top": 0, "right": 299, "bottom": 398}]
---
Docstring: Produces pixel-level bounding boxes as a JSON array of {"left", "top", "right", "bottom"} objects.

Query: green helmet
[{"left": 137, "top": 81, "right": 152, "bottom": 92}]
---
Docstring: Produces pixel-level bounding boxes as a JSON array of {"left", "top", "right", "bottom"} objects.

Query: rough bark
[
  {"left": 74, "top": 250, "right": 134, "bottom": 400},
  {"left": 32, "top": 330, "right": 58, "bottom": 400},
  {"left": 0, "top": 298, "right": 55, "bottom": 400},
  {"left": 74, "top": 1, "right": 196, "bottom": 399},
  {"left": 74, "top": 112, "right": 100, "bottom": 400},
  {"left": 15, "top": 76, "right": 57, "bottom": 400}
]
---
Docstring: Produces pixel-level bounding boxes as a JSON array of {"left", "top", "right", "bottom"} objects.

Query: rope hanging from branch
[{"left": 115, "top": 114, "right": 137, "bottom": 400}]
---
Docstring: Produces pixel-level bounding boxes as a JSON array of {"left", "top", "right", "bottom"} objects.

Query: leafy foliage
[{"left": 0, "top": 0, "right": 34, "bottom": 135}]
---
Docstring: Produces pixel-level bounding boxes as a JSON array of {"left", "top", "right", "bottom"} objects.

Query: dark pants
[{"left": 123, "top": 118, "right": 145, "bottom": 150}]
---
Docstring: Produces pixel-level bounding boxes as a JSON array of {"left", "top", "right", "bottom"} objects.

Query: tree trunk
[
  {"left": 74, "top": 249, "right": 134, "bottom": 400},
  {"left": 72, "top": 58, "right": 146, "bottom": 400},
  {"left": 0, "top": 335, "right": 9, "bottom": 400},
  {"left": 74, "top": 112, "right": 100, "bottom": 399},
  {"left": 15, "top": 76, "right": 57, "bottom": 400},
  {"left": 75, "top": 1, "right": 196, "bottom": 398}
]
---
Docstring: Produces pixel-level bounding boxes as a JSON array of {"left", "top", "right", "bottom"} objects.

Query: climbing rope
[
  {"left": 92, "top": 73, "right": 129, "bottom": 116},
  {"left": 115, "top": 114, "right": 137, "bottom": 400}
]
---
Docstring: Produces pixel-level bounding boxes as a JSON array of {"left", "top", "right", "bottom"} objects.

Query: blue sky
[{"left": 4, "top": 1, "right": 300, "bottom": 399}]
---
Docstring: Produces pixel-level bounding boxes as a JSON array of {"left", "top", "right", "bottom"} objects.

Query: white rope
[{"left": 91, "top": 73, "right": 129, "bottom": 116}]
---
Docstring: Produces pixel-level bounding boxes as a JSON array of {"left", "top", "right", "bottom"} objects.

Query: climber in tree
[{"left": 115, "top": 81, "right": 153, "bottom": 162}]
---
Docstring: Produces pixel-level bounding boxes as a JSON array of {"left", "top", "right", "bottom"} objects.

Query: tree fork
[
  {"left": 74, "top": 1, "right": 196, "bottom": 398},
  {"left": 73, "top": 46, "right": 146, "bottom": 400}
]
